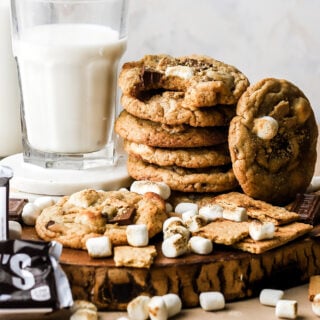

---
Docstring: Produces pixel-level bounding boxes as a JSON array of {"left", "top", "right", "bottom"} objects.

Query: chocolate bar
[
  {"left": 9, "top": 198, "right": 28, "bottom": 222},
  {"left": 108, "top": 207, "right": 135, "bottom": 225},
  {"left": 290, "top": 193, "right": 320, "bottom": 226}
]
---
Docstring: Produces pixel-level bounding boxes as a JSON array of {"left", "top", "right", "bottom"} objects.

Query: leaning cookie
[
  {"left": 229, "top": 78, "right": 318, "bottom": 205},
  {"left": 121, "top": 92, "right": 236, "bottom": 127},
  {"left": 127, "top": 155, "right": 238, "bottom": 193},
  {"left": 115, "top": 110, "right": 228, "bottom": 148},
  {"left": 124, "top": 140, "right": 231, "bottom": 168},
  {"left": 118, "top": 54, "right": 249, "bottom": 108}
]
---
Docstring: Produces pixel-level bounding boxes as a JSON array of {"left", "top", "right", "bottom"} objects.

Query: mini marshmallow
[
  {"left": 130, "top": 180, "right": 171, "bottom": 200},
  {"left": 162, "top": 234, "right": 188, "bottom": 258},
  {"left": 222, "top": 206, "right": 248, "bottom": 222},
  {"left": 199, "top": 291, "right": 225, "bottom": 311},
  {"left": 312, "top": 293, "right": 320, "bottom": 317},
  {"left": 188, "top": 236, "right": 213, "bottom": 255},
  {"left": 126, "top": 224, "right": 149, "bottom": 247},
  {"left": 127, "top": 295, "right": 151, "bottom": 320},
  {"left": 199, "top": 204, "right": 223, "bottom": 222},
  {"left": 70, "top": 309, "right": 98, "bottom": 320},
  {"left": 181, "top": 210, "right": 198, "bottom": 223},
  {"left": 71, "top": 300, "right": 98, "bottom": 313},
  {"left": 165, "top": 65, "right": 194, "bottom": 79},
  {"left": 165, "top": 202, "right": 173, "bottom": 213},
  {"left": 163, "top": 217, "right": 184, "bottom": 232},
  {"left": 21, "top": 202, "right": 41, "bottom": 226},
  {"left": 185, "top": 215, "right": 207, "bottom": 232},
  {"left": 253, "top": 116, "right": 279, "bottom": 140},
  {"left": 275, "top": 299, "right": 298, "bottom": 319},
  {"left": 162, "top": 293, "right": 182, "bottom": 318},
  {"left": 9, "top": 220, "right": 22, "bottom": 239},
  {"left": 86, "top": 236, "right": 112, "bottom": 258},
  {"left": 148, "top": 296, "right": 168, "bottom": 320},
  {"left": 163, "top": 225, "right": 190, "bottom": 241},
  {"left": 174, "top": 202, "right": 198, "bottom": 215},
  {"left": 33, "top": 196, "right": 55, "bottom": 210},
  {"left": 249, "top": 221, "right": 275, "bottom": 241},
  {"left": 259, "top": 288, "right": 284, "bottom": 306}
]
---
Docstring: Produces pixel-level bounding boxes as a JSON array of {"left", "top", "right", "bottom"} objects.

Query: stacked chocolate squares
[{"left": 115, "top": 54, "right": 250, "bottom": 193}]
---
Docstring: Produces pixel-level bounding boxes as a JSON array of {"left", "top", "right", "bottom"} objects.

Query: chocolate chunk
[
  {"left": 142, "top": 68, "right": 163, "bottom": 86},
  {"left": 290, "top": 193, "right": 320, "bottom": 226},
  {"left": 108, "top": 207, "right": 135, "bottom": 225},
  {"left": 9, "top": 198, "right": 28, "bottom": 222}
]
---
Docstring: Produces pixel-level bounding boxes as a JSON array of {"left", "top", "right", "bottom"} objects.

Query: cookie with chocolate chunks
[
  {"left": 118, "top": 54, "right": 249, "bottom": 108},
  {"left": 35, "top": 189, "right": 167, "bottom": 249},
  {"left": 229, "top": 78, "right": 318, "bottom": 205}
]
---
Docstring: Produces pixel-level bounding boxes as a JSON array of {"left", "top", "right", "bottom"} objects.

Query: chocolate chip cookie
[
  {"left": 229, "top": 78, "right": 318, "bottom": 204},
  {"left": 115, "top": 110, "right": 228, "bottom": 148},
  {"left": 118, "top": 54, "right": 249, "bottom": 108},
  {"left": 127, "top": 155, "right": 238, "bottom": 193},
  {"left": 123, "top": 140, "right": 231, "bottom": 168},
  {"left": 121, "top": 92, "right": 235, "bottom": 127},
  {"left": 35, "top": 189, "right": 168, "bottom": 249}
]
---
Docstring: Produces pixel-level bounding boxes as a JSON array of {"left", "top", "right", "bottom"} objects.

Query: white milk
[
  {"left": 0, "top": 0, "right": 22, "bottom": 157},
  {"left": 13, "top": 23, "right": 127, "bottom": 154}
]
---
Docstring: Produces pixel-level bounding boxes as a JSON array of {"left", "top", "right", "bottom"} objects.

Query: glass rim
[{"left": 13, "top": 0, "right": 124, "bottom": 3}]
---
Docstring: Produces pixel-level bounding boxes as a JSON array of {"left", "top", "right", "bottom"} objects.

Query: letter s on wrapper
[{"left": 0, "top": 239, "right": 73, "bottom": 315}]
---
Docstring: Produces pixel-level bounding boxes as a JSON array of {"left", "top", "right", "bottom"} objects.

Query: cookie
[
  {"left": 35, "top": 189, "right": 168, "bottom": 249},
  {"left": 210, "top": 192, "right": 299, "bottom": 225},
  {"left": 229, "top": 78, "right": 318, "bottom": 204},
  {"left": 118, "top": 54, "right": 250, "bottom": 107},
  {"left": 121, "top": 92, "right": 236, "bottom": 127},
  {"left": 123, "top": 140, "right": 231, "bottom": 168},
  {"left": 233, "top": 222, "right": 312, "bottom": 254},
  {"left": 115, "top": 110, "right": 228, "bottom": 148},
  {"left": 127, "top": 155, "right": 238, "bottom": 193}
]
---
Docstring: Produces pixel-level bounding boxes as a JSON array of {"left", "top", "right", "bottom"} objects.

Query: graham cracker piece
[
  {"left": 233, "top": 222, "right": 312, "bottom": 254},
  {"left": 113, "top": 245, "right": 157, "bottom": 268},
  {"left": 193, "top": 219, "right": 250, "bottom": 245},
  {"left": 309, "top": 275, "right": 320, "bottom": 301},
  {"left": 210, "top": 192, "right": 299, "bottom": 225}
]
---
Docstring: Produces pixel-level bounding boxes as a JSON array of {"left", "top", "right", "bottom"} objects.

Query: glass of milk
[{"left": 10, "top": 0, "right": 128, "bottom": 169}]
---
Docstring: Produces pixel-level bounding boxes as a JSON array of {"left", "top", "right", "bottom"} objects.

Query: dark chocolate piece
[
  {"left": 142, "top": 68, "right": 163, "bottom": 86},
  {"left": 9, "top": 198, "right": 28, "bottom": 222},
  {"left": 290, "top": 193, "right": 320, "bottom": 226},
  {"left": 108, "top": 207, "right": 135, "bottom": 225}
]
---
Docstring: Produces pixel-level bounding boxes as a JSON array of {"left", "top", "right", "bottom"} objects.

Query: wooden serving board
[{"left": 22, "top": 226, "right": 320, "bottom": 311}]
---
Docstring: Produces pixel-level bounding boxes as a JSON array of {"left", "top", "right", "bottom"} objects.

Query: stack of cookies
[{"left": 115, "top": 54, "right": 250, "bottom": 193}]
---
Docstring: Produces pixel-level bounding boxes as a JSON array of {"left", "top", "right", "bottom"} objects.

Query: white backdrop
[{"left": 122, "top": 0, "right": 320, "bottom": 122}]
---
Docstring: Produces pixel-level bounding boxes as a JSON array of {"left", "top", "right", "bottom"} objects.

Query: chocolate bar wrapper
[{"left": 0, "top": 239, "right": 73, "bottom": 314}]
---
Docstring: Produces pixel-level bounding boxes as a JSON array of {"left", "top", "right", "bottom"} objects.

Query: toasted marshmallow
[
  {"left": 70, "top": 309, "right": 98, "bottom": 320},
  {"left": 165, "top": 202, "right": 173, "bottom": 213},
  {"left": 188, "top": 236, "right": 213, "bottom": 255},
  {"left": 148, "top": 296, "right": 168, "bottom": 320},
  {"left": 222, "top": 206, "right": 248, "bottom": 222},
  {"left": 165, "top": 65, "right": 194, "bottom": 79},
  {"left": 185, "top": 215, "right": 207, "bottom": 232},
  {"left": 275, "top": 300, "right": 298, "bottom": 319},
  {"left": 163, "top": 217, "right": 185, "bottom": 232},
  {"left": 249, "top": 221, "right": 275, "bottom": 241},
  {"left": 163, "top": 225, "right": 190, "bottom": 241},
  {"left": 175, "top": 202, "right": 198, "bottom": 215},
  {"left": 253, "top": 116, "right": 278, "bottom": 140},
  {"left": 199, "top": 204, "right": 223, "bottom": 222},
  {"left": 199, "top": 291, "right": 225, "bottom": 311},
  {"left": 21, "top": 203, "right": 41, "bottom": 226},
  {"left": 126, "top": 224, "right": 149, "bottom": 247},
  {"left": 162, "top": 234, "right": 188, "bottom": 258},
  {"left": 127, "top": 295, "right": 151, "bottom": 320},
  {"left": 33, "top": 196, "right": 55, "bottom": 211},
  {"left": 9, "top": 220, "right": 22, "bottom": 239},
  {"left": 181, "top": 210, "right": 198, "bottom": 223},
  {"left": 259, "top": 288, "right": 284, "bottom": 306},
  {"left": 162, "top": 293, "right": 182, "bottom": 318},
  {"left": 86, "top": 236, "right": 112, "bottom": 258},
  {"left": 312, "top": 293, "right": 320, "bottom": 317},
  {"left": 71, "top": 300, "right": 98, "bottom": 313},
  {"left": 130, "top": 180, "right": 171, "bottom": 200}
]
